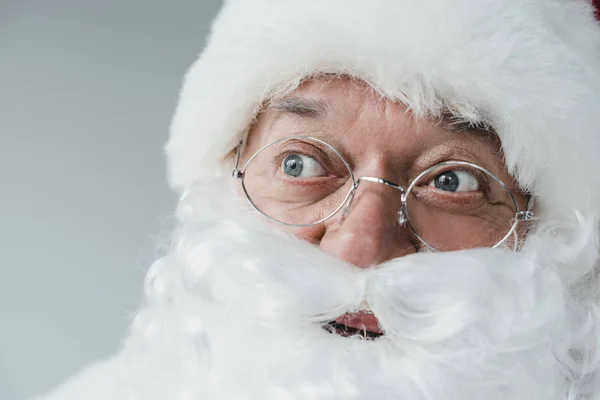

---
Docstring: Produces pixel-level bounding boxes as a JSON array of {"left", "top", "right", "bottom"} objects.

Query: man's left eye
[
  {"left": 429, "top": 170, "right": 479, "bottom": 192},
  {"left": 281, "top": 154, "right": 326, "bottom": 178}
]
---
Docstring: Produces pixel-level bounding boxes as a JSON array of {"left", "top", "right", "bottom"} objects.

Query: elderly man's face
[
  {"left": 163, "top": 76, "right": 583, "bottom": 397},
  {"left": 239, "top": 76, "right": 528, "bottom": 268}
]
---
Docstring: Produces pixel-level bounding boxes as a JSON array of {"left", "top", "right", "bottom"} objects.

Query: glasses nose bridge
[
  {"left": 355, "top": 176, "right": 405, "bottom": 194},
  {"left": 345, "top": 176, "right": 408, "bottom": 226}
]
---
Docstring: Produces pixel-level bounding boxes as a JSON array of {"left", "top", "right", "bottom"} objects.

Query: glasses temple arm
[{"left": 231, "top": 140, "right": 244, "bottom": 179}]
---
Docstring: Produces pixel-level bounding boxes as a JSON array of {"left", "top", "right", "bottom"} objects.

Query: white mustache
[
  {"left": 133, "top": 178, "right": 600, "bottom": 399},
  {"left": 173, "top": 179, "right": 562, "bottom": 340}
]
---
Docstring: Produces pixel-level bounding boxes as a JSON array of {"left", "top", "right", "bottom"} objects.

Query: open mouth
[{"left": 323, "top": 311, "right": 384, "bottom": 340}]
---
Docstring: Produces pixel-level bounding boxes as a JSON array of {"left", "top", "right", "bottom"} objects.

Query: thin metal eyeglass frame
[
  {"left": 402, "top": 161, "right": 532, "bottom": 251},
  {"left": 232, "top": 136, "right": 357, "bottom": 227},
  {"left": 231, "top": 136, "right": 534, "bottom": 251}
]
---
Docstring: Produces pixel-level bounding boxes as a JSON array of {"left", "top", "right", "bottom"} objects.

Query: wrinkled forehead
[{"left": 247, "top": 76, "right": 502, "bottom": 162}]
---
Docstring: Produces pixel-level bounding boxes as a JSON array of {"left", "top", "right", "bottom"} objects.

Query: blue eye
[
  {"left": 281, "top": 154, "right": 326, "bottom": 177},
  {"left": 430, "top": 170, "right": 479, "bottom": 192}
]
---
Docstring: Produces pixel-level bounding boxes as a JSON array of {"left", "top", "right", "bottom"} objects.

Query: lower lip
[{"left": 335, "top": 311, "right": 383, "bottom": 335}]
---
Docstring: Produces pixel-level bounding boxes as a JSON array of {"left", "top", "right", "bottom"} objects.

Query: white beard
[{"left": 42, "top": 179, "right": 600, "bottom": 400}]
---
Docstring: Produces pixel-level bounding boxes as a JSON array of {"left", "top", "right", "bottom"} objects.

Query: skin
[{"left": 237, "top": 76, "right": 529, "bottom": 269}]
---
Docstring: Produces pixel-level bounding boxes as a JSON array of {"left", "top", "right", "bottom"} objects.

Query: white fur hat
[{"left": 166, "top": 0, "right": 600, "bottom": 220}]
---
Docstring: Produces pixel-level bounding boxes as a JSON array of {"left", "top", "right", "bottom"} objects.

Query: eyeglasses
[{"left": 232, "top": 135, "right": 533, "bottom": 252}]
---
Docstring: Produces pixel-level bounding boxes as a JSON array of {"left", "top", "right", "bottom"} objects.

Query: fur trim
[{"left": 167, "top": 0, "right": 600, "bottom": 223}]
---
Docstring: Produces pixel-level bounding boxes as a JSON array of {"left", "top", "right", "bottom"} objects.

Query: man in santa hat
[{"left": 39, "top": 0, "right": 600, "bottom": 399}]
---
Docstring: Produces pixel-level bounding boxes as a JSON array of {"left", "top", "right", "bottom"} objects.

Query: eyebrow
[
  {"left": 436, "top": 111, "right": 503, "bottom": 156},
  {"left": 268, "top": 96, "right": 331, "bottom": 119},
  {"left": 270, "top": 98, "right": 496, "bottom": 135},
  {"left": 437, "top": 111, "right": 495, "bottom": 135},
  {"left": 263, "top": 97, "right": 503, "bottom": 158}
]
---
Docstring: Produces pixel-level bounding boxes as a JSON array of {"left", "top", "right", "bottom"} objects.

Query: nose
[{"left": 318, "top": 181, "right": 417, "bottom": 269}]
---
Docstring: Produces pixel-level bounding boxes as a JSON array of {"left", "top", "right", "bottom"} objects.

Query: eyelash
[
  {"left": 418, "top": 166, "right": 492, "bottom": 198},
  {"left": 271, "top": 146, "right": 339, "bottom": 174},
  {"left": 266, "top": 140, "right": 493, "bottom": 196}
]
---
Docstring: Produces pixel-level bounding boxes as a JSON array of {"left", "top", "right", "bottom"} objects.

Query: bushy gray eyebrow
[
  {"left": 268, "top": 96, "right": 331, "bottom": 119},
  {"left": 266, "top": 97, "right": 502, "bottom": 158},
  {"left": 270, "top": 98, "right": 494, "bottom": 135},
  {"left": 437, "top": 111, "right": 495, "bottom": 135},
  {"left": 436, "top": 111, "right": 503, "bottom": 160}
]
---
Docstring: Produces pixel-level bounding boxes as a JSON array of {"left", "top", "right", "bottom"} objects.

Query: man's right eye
[{"left": 281, "top": 154, "right": 326, "bottom": 178}]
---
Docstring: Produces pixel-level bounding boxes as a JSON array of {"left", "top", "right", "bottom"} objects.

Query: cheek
[{"left": 235, "top": 186, "right": 325, "bottom": 245}]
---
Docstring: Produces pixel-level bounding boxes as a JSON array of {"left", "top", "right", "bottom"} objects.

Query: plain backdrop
[{"left": 0, "top": 1, "right": 221, "bottom": 398}]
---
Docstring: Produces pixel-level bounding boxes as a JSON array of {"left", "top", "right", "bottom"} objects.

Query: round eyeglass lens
[
  {"left": 241, "top": 136, "right": 354, "bottom": 226},
  {"left": 403, "top": 162, "right": 520, "bottom": 251}
]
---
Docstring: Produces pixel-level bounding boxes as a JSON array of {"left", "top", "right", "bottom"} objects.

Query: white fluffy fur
[
  {"left": 168, "top": 0, "right": 600, "bottom": 220},
  {"left": 38, "top": 1, "right": 600, "bottom": 399},
  {"left": 40, "top": 179, "right": 600, "bottom": 400}
]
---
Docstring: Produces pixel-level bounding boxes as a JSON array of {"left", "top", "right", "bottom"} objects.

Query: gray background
[{"left": 0, "top": 1, "right": 221, "bottom": 398}]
